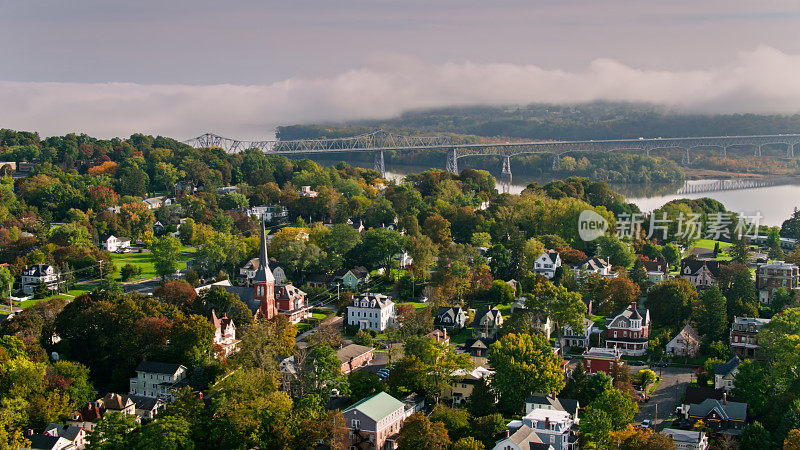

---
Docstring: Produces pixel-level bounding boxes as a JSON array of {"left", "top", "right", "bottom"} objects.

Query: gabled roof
[
  {"left": 642, "top": 259, "right": 668, "bottom": 273},
  {"left": 680, "top": 259, "right": 721, "bottom": 277},
  {"left": 434, "top": 306, "right": 464, "bottom": 325},
  {"left": 524, "top": 394, "right": 580, "bottom": 416},
  {"left": 668, "top": 323, "right": 700, "bottom": 346},
  {"left": 43, "top": 423, "right": 83, "bottom": 441},
  {"left": 27, "top": 434, "right": 63, "bottom": 450},
  {"left": 689, "top": 398, "right": 747, "bottom": 421},
  {"left": 343, "top": 392, "right": 405, "bottom": 423},
  {"left": 135, "top": 361, "right": 186, "bottom": 375},
  {"left": 505, "top": 425, "right": 546, "bottom": 447},
  {"left": 538, "top": 250, "right": 560, "bottom": 265},
  {"left": 23, "top": 264, "right": 53, "bottom": 277},
  {"left": 714, "top": 357, "right": 741, "bottom": 377},
  {"left": 473, "top": 307, "right": 502, "bottom": 326},
  {"left": 608, "top": 302, "right": 648, "bottom": 327},
  {"left": 579, "top": 256, "right": 610, "bottom": 271},
  {"left": 353, "top": 292, "right": 393, "bottom": 309},
  {"left": 128, "top": 394, "right": 164, "bottom": 411}
]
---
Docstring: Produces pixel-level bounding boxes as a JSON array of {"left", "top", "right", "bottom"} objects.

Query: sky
[{"left": 2, "top": 0, "right": 800, "bottom": 140}]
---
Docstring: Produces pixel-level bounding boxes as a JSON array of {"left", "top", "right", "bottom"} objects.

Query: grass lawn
[
  {"left": 450, "top": 328, "right": 471, "bottom": 346},
  {"left": 398, "top": 301, "right": 430, "bottom": 310},
  {"left": 311, "top": 312, "right": 328, "bottom": 320},
  {"left": 691, "top": 239, "right": 732, "bottom": 250},
  {"left": 111, "top": 245, "right": 196, "bottom": 281},
  {"left": 495, "top": 303, "right": 512, "bottom": 317},
  {"left": 66, "top": 283, "right": 95, "bottom": 297}
]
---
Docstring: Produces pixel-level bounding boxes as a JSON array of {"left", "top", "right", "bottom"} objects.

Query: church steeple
[
  {"left": 254, "top": 218, "right": 274, "bottom": 284},
  {"left": 253, "top": 217, "right": 276, "bottom": 320}
]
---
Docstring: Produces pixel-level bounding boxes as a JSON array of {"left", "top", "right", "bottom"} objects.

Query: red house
[
  {"left": 582, "top": 347, "right": 623, "bottom": 374},
  {"left": 337, "top": 344, "right": 375, "bottom": 374},
  {"left": 605, "top": 302, "right": 650, "bottom": 356}
]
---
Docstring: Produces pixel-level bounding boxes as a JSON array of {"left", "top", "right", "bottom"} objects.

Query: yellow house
[{"left": 443, "top": 366, "right": 494, "bottom": 405}]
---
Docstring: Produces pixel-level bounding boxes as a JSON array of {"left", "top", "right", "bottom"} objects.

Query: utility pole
[
  {"left": 98, "top": 260, "right": 103, "bottom": 279},
  {"left": 655, "top": 403, "right": 658, "bottom": 428}
]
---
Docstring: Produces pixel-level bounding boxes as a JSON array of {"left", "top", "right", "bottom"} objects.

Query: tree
[
  {"left": 740, "top": 422, "right": 771, "bottom": 450},
  {"left": 487, "top": 280, "right": 515, "bottom": 304},
  {"left": 591, "top": 388, "right": 638, "bottom": 431},
  {"left": 467, "top": 378, "right": 496, "bottom": 417},
  {"left": 429, "top": 405, "right": 471, "bottom": 441},
  {"left": 138, "top": 415, "right": 194, "bottom": 450},
  {"left": 560, "top": 361, "right": 588, "bottom": 401},
  {"left": 600, "top": 277, "right": 640, "bottom": 315},
  {"left": 732, "top": 360, "right": 769, "bottom": 417},
  {"left": 396, "top": 412, "right": 450, "bottom": 450},
  {"left": 350, "top": 228, "right": 406, "bottom": 271},
  {"left": 628, "top": 258, "right": 647, "bottom": 290},
  {"left": 728, "top": 236, "right": 751, "bottom": 264},
  {"left": 151, "top": 235, "right": 182, "bottom": 279},
  {"left": 581, "top": 407, "right": 613, "bottom": 448},
  {"left": 348, "top": 371, "right": 386, "bottom": 401},
  {"left": 608, "top": 424, "right": 675, "bottom": 449},
  {"left": 0, "top": 265, "right": 12, "bottom": 301},
  {"left": 154, "top": 280, "right": 198, "bottom": 311},
  {"left": 662, "top": 243, "right": 681, "bottom": 268},
  {"left": 423, "top": 215, "right": 452, "bottom": 245},
  {"left": 452, "top": 437, "right": 484, "bottom": 450},
  {"left": 87, "top": 412, "right": 139, "bottom": 449},
  {"left": 387, "top": 355, "right": 427, "bottom": 397},
  {"left": 526, "top": 280, "right": 586, "bottom": 353},
  {"left": 486, "top": 244, "right": 513, "bottom": 280},
  {"left": 120, "top": 263, "right": 142, "bottom": 282},
  {"left": 471, "top": 414, "right": 506, "bottom": 449},
  {"left": 637, "top": 369, "right": 657, "bottom": 389},
  {"left": 596, "top": 235, "right": 635, "bottom": 267},
  {"left": 785, "top": 429, "right": 800, "bottom": 450},
  {"left": 646, "top": 278, "right": 698, "bottom": 329},
  {"left": 694, "top": 285, "right": 728, "bottom": 342},
  {"left": 488, "top": 333, "right": 566, "bottom": 413}
]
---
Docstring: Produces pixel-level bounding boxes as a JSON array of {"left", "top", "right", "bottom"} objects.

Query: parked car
[
  {"left": 419, "top": 296, "right": 429, "bottom": 303},
  {"left": 640, "top": 420, "right": 651, "bottom": 429},
  {"left": 628, "top": 360, "right": 646, "bottom": 366}
]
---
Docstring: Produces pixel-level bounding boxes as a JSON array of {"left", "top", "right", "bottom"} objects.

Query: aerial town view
[{"left": 4, "top": 1, "right": 800, "bottom": 449}]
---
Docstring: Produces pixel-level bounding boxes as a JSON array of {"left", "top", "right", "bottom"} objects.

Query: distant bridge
[
  {"left": 675, "top": 177, "right": 798, "bottom": 195},
  {"left": 184, "top": 130, "right": 800, "bottom": 189}
]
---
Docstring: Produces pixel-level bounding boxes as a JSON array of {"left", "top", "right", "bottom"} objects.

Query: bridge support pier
[
  {"left": 551, "top": 154, "right": 561, "bottom": 171},
  {"left": 681, "top": 148, "right": 690, "bottom": 165},
  {"left": 721, "top": 147, "right": 728, "bottom": 158},
  {"left": 446, "top": 149, "right": 459, "bottom": 174},
  {"left": 755, "top": 145, "right": 763, "bottom": 157},
  {"left": 501, "top": 156, "right": 512, "bottom": 193},
  {"left": 373, "top": 150, "right": 385, "bottom": 176},
  {"left": 788, "top": 144, "right": 795, "bottom": 158}
]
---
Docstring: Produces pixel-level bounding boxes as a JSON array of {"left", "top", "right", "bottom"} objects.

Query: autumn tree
[
  {"left": 396, "top": 412, "right": 451, "bottom": 450},
  {"left": 646, "top": 278, "right": 698, "bottom": 329},
  {"left": 600, "top": 277, "right": 640, "bottom": 315},
  {"left": 608, "top": 424, "right": 675, "bottom": 449}
]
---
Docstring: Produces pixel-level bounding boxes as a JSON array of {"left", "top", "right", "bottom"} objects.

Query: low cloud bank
[{"left": 2, "top": 46, "right": 800, "bottom": 140}]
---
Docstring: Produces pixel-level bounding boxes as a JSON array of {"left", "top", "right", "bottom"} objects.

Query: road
[{"left": 635, "top": 366, "right": 694, "bottom": 431}]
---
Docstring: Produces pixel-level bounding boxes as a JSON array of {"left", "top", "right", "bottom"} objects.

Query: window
[
  {"left": 550, "top": 435, "right": 555, "bottom": 443},
  {"left": 351, "top": 419, "right": 360, "bottom": 429}
]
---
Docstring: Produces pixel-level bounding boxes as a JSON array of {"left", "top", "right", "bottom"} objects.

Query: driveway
[{"left": 635, "top": 366, "right": 694, "bottom": 431}]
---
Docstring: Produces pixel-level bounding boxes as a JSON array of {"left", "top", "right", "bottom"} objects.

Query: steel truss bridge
[{"left": 184, "top": 130, "right": 800, "bottom": 189}]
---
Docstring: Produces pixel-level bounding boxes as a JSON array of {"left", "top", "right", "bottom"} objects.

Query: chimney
[
  {"left": 505, "top": 430, "right": 510, "bottom": 438},
  {"left": 545, "top": 417, "right": 550, "bottom": 429}
]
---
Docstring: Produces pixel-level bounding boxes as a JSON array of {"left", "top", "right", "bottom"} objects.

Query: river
[{"left": 308, "top": 157, "right": 800, "bottom": 227}]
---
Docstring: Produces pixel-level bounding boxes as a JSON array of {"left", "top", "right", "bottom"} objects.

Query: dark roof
[
  {"left": 23, "top": 263, "right": 53, "bottom": 277},
  {"left": 683, "top": 386, "right": 744, "bottom": 405},
  {"left": 540, "top": 250, "right": 560, "bottom": 265},
  {"left": 524, "top": 394, "right": 580, "bottom": 416},
  {"left": 463, "top": 338, "right": 495, "bottom": 349},
  {"left": 27, "top": 434, "right": 62, "bottom": 450},
  {"left": 680, "top": 259, "right": 721, "bottom": 277},
  {"left": 642, "top": 259, "right": 668, "bottom": 273},
  {"left": 218, "top": 284, "right": 256, "bottom": 310},
  {"left": 689, "top": 398, "right": 748, "bottom": 422},
  {"left": 714, "top": 356, "right": 741, "bottom": 377},
  {"left": 135, "top": 361, "right": 186, "bottom": 375},
  {"left": 473, "top": 307, "right": 501, "bottom": 326},
  {"left": 127, "top": 394, "right": 162, "bottom": 411},
  {"left": 433, "top": 306, "right": 463, "bottom": 326},
  {"left": 43, "top": 423, "right": 83, "bottom": 441}
]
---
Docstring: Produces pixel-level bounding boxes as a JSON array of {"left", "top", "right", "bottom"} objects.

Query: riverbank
[{"left": 682, "top": 167, "right": 791, "bottom": 180}]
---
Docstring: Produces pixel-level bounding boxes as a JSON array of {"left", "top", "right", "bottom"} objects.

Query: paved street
[{"left": 635, "top": 366, "right": 694, "bottom": 431}]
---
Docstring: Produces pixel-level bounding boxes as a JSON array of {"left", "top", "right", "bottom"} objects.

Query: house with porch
[
  {"left": 342, "top": 392, "right": 406, "bottom": 450},
  {"left": 604, "top": 302, "right": 650, "bottom": 356},
  {"left": 472, "top": 307, "right": 504, "bottom": 339}
]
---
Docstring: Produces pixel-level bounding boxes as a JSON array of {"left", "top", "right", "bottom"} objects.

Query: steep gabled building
[
  {"left": 604, "top": 302, "right": 650, "bottom": 356},
  {"left": 680, "top": 259, "right": 720, "bottom": 289}
]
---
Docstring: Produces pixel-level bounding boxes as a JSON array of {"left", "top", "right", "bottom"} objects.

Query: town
[{"left": 2, "top": 130, "right": 800, "bottom": 449}]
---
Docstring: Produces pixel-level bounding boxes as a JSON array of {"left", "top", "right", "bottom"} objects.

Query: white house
[
  {"left": 129, "top": 361, "right": 188, "bottom": 401},
  {"left": 103, "top": 235, "right": 131, "bottom": 253},
  {"left": 714, "top": 357, "right": 741, "bottom": 391},
  {"left": 211, "top": 310, "right": 241, "bottom": 357},
  {"left": 573, "top": 256, "right": 617, "bottom": 279},
  {"left": 43, "top": 423, "right": 87, "bottom": 449},
  {"left": 509, "top": 408, "right": 577, "bottom": 450},
  {"left": 561, "top": 318, "right": 594, "bottom": 349},
  {"left": 22, "top": 264, "right": 60, "bottom": 295},
  {"left": 534, "top": 251, "right": 561, "bottom": 279},
  {"left": 240, "top": 205, "right": 289, "bottom": 223},
  {"left": 298, "top": 186, "right": 318, "bottom": 197},
  {"left": 666, "top": 323, "right": 701, "bottom": 357},
  {"left": 142, "top": 196, "right": 172, "bottom": 210},
  {"left": 347, "top": 292, "right": 396, "bottom": 332}
]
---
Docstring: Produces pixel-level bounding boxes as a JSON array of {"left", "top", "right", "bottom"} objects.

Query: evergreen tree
[
  {"left": 467, "top": 378, "right": 496, "bottom": 417},
  {"left": 695, "top": 285, "right": 727, "bottom": 342},
  {"left": 728, "top": 236, "right": 751, "bottom": 264}
]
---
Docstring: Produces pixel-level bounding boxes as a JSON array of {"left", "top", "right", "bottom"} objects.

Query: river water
[{"left": 309, "top": 157, "right": 800, "bottom": 227}]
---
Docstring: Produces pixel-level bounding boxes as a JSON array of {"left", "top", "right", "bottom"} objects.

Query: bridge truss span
[{"left": 184, "top": 130, "right": 800, "bottom": 176}]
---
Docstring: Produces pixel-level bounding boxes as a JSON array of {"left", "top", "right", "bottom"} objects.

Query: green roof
[{"left": 343, "top": 392, "right": 405, "bottom": 422}]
